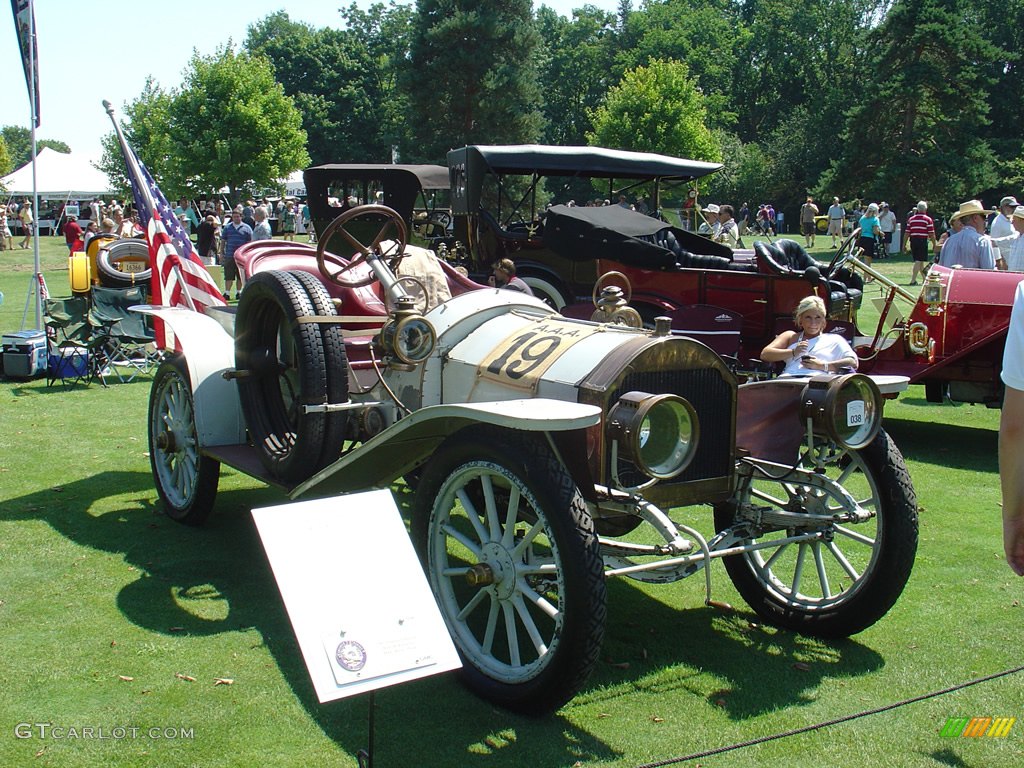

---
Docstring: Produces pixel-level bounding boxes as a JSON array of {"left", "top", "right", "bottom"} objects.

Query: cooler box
[{"left": 2, "top": 330, "right": 48, "bottom": 378}]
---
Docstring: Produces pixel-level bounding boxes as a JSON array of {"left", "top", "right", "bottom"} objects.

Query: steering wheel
[
  {"left": 826, "top": 227, "right": 861, "bottom": 277},
  {"left": 428, "top": 210, "right": 452, "bottom": 229},
  {"left": 316, "top": 204, "right": 409, "bottom": 289},
  {"left": 591, "top": 270, "right": 633, "bottom": 307}
]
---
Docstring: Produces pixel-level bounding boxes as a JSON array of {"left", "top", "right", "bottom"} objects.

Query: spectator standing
[
  {"left": 826, "top": 197, "right": 845, "bottom": 247},
  {"left": 738, "top": 202, "right": 750, "bottom": 235},
  {"left": 990, "top": 206, "right": 1024, "bottom": 272},
  {"left": 857, "top": 202, "right": 883, "bottom": 270},
  {"left": 89, "top": 197, "right": 102, "bottom": 225},
  {"left": 294, "top": 200, "right": 307, "bottom": 237},
  {"left": 764, "top": 203, "right": 776, "bottom": 235},
  {"left": 999, "top": 279, "right": 1024, "bottom": 575},
  {"left": 220, "top": 209, "right": 252, "bottom": 300},
  {"left": 242, "top": 200, "right": 256, "bottom": 229},
  {"left": 0, "top": 205, "right": 12, "bottom": 250},
  {"left": 282, "top": 201, "right": 296, "bottom": 241},
  {"left": 195, "top": 212, "right": 219, "bottom": 265},
  {"left": 63, "top": 212, "right": 84, "bottom": 253},
  {"left": 800, "top": 196, "right": 819, "bottom": 248},
  {"left": 902, "top": 201, "right": 938, "bottom": 285},
  {"left": 252, "top": 206, "right": 273, "bottom": 241},
  {"left": 877, "top": 202, "right": 896, "bottom": 257},
  {"left": 991, "top": 195, "right": 1019, "bottom": 263},
  {"left": 938, "top": 200, "right": 998, "bottom": 270},
  {"left": 18, "top": 200, "right": 34, "bottom": 249}
]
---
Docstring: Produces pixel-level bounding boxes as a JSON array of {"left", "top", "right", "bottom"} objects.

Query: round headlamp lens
[{"left": 608, "top": 392, "right": 699, "bottom": 480}]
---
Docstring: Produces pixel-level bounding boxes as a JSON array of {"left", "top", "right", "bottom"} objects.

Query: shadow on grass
[
  {"left": 3, "top": 470, "right": 619, "bottom": 766},
  {"left": 5, "top": 470, "right": 893, "bottom": 764},
  {"left": 883, "top": 414, "right": 997, "bottom": 472},
  {"left": 578, "top": 578, "right": 885, "bottom": 721}
]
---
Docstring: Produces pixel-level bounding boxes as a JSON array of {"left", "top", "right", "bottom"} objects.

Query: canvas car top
[
  {"left": 447, "top": 145, "right": 723, "bottom": 179},
  {"left": 543, "top": 203, "right": 736, "bottom": 268}
]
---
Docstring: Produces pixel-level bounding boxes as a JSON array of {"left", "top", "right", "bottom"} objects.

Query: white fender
[{"left": 133, "top": 306, "right": 246, "bottom": 447}]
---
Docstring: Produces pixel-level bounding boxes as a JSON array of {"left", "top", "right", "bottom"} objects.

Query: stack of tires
[{"left": 234, "top": 270, "right": 351, "bottom": 483}]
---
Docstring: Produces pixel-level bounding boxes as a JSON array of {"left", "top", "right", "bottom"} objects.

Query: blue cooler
[{"left": 2, "top": 330, "right": 48, "bottom": 378}]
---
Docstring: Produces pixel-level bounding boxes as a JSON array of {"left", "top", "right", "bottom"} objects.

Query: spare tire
[
  {"left": 235, "top": 270, "right": 346, "bottom": 483},
  {"left": 97, "top": 239, "right": 152, "bottom": 288},
  {"left": 287, "top": 269, "right": 352, "bottom": 466}
]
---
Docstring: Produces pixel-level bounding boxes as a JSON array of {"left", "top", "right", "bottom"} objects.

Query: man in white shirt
[
  {"left": 991, "top": 206, "right": 1024, "bottom": 272},
  {"left": 877, "top": 202, "right": 896, "bottom": 257},
  {"left": 990, "top": 195, "right": 1019, "bottom": 263},
  {"left": 826, "top": 197, "right": 845, "bottom": 247}
]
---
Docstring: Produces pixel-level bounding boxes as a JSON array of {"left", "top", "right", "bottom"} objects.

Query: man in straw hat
[{"left": 937, "top": 200, "right": 999, "bottom": 270}]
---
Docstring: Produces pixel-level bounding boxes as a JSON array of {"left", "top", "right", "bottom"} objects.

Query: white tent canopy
[
  {"left": 1, "top": 147, "right": 114, "bottom": 198},
  {"left": 283, "top": 170, "right": 305, "bottom": 197}
]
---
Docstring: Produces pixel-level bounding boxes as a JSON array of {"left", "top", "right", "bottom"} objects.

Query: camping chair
[
  {"left": 44, "top": 296, "right": 104, "bottom": 387},
  {"left": 88, "top": 285, "right": 160, "bottom": 384}
]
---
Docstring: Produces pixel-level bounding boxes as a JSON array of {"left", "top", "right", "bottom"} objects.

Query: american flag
[{"left": 108, "top": 118, "right": 226, "bottom": 346}]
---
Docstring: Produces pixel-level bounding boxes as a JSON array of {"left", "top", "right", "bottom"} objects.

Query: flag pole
[
  {"left": 103, "top": 100, "right": 198, "bottom": 313},
  {"left": 21, "top": 0, "right": 42, "bottom": 330}
]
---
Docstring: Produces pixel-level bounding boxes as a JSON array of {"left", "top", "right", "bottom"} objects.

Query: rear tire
[{"left": 148, "top": 356, "right": 219, "bottom": 525}]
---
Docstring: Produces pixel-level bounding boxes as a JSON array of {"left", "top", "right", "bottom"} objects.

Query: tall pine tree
[{"left": 401, "top": 0, "right": 544, "bottom": 162}]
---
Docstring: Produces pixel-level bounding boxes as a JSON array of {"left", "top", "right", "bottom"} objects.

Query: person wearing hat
[
  {"left": 63, "top": 210, "right": 84, "bottom": 254},
  {"left": 17, "top": 200, "right": 34, "bottom": 249},
  {"left": 902, "top": 201, "right": 938, "bottom": 285},
  {"left": 990, "top": 206, "right": 1024, "bottom": 272},
  {"left": 938, "top": 200, "right": 999, "bottom": 270},
  {"left": 826, "top": 197, "right": 845, "bottom": 247},
  {"left": 698, "top": 203, "right": 720, "bottom": 238},
  {"left": 991, "top": 195, "right": 1020, "bottom": 263}
]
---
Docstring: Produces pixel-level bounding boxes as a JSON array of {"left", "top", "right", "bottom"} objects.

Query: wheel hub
[
  {"left": 477, "top": 542, "right": 518, "bottom": 600},
  {"left": 156, "top": 430, "right": 177, "bottom": 452}
]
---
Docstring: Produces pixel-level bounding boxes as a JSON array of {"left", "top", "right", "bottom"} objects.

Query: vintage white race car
[{"left": 143, "top": 205, "right": 918, "bottom": 714}]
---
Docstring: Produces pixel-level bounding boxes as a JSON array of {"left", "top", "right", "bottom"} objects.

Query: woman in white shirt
[{"left": 761, "top": 295, "right": 858, "bottom": 375}]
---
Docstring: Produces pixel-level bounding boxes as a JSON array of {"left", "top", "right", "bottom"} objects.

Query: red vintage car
[{"left": 303, "top": 147, "right": 1018, "bottom": 406}]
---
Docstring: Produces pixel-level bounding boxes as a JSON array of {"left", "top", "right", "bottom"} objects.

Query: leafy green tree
[
  {"left": 98, "top": 79, "right": 176, "bottom": 197},
  {"left": 619, "top": 0, "right": 745, "bottom": 130},
  {"left": 0, "top": 136, "right": 12, "bottom": 178},
  {"left": 246, "top": 6, "right": 412, "bottom": 165},
  {"left": 172, "top": 47, "right": 308, "bottom": 199},
  {"left": 401, "top": 0, "right": 544, "bottom": 163},
  {"left": 535, "top": 5, "right": 618, "bottom": 146},
  {"left": 588, "top": 58, "right": 721, "bottom": 162},
  {"left": 1, "top": 125, "right": 71, "bottom": 169},
  {"left": 818, "top": 0, "right": 1003, "bottom": 215}
]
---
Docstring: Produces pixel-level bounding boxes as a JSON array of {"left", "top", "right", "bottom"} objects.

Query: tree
[
  {"left": 171, "top": 47, "right": 308, "bottom": 199},
  {"left": 401, "top": 0, "right": 544, "bottom": 163},
  {"left": 0, "top": 136, "right": 11, "bottom": 178},
  {"left": 818, "top": 0, "right": 1003, "bottom": 215},
  {"left": 1, "top": 125, "right": 71, "bottom": 169},
  {"left": 535, "top": 5, "right": 618, "bottom": 146},
  {"left": 246, "top": 6, "right": 413, "bottom": 165},
  {"left": 588, "top": 59, "right": 721, "bottom": 162},
  {"left": 97, "top": 79, "right": 176, "bottom": 198}
]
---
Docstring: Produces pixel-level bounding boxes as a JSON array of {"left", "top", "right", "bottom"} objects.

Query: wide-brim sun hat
[
  {"left": 949, "top": 199, "right": 995, "bottom": 222},
  {"left": 1011, "top": 206, "right": 1024, "bottom": 221},
  {"left": 704, "top": 204, "right": 720, "bottom": 214}
]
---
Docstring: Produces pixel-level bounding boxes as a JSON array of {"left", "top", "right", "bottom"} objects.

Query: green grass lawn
[{"left": 1, "top": 235, "right": 1022, "bottom": 767}]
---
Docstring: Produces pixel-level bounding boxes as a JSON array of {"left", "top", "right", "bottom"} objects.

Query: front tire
[
  {"left": 148, "top": 356, "right": 219, "bottom": 525},
  {"left": 714, "top": 429, "right": 917, "bottom": 637},
  {"left": 412, "top": 429, "right": 606, "bottom": 714}
]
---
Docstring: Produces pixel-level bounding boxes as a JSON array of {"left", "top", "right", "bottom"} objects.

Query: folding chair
[
  {"left": 44, "top": 296, "right": 102, "bottom": 387},
  {"left": 88, "top": 285, "right": 159, "bottom": 384}
]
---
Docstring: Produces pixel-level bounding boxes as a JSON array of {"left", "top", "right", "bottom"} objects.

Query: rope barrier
[{"left": 635, "top": 663, "right": 1024, "bottom": 767}]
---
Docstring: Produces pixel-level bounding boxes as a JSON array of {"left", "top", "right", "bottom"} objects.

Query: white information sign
[{"left": 251, "top": 489, "right": 461, "bottom": 703}]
